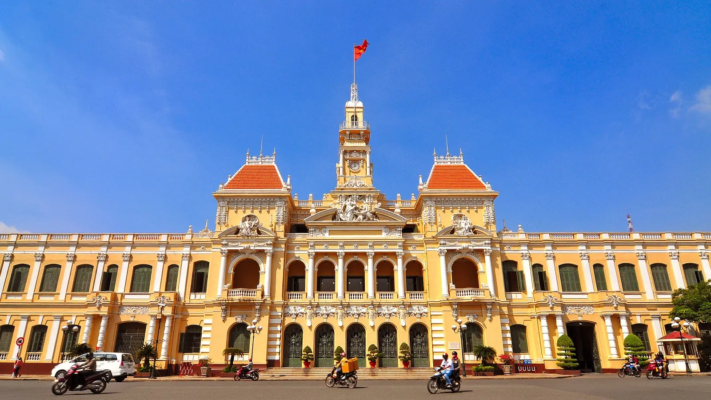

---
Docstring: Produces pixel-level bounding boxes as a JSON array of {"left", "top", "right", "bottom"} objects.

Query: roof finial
[
  {"left": 204, "top": 219, "right": 209, "bottom": 230},
  {"left": 433, "top": 148, "right": 437, "bottom": 157},
  {"left": 260, "top": 136, "right": 263, "bottom": 157},
  {"left": 627, "top": 213, "right": 634, "bottom": 232},
  {"left": 445, "top": 135, "right": 450, "bottom": 156}
]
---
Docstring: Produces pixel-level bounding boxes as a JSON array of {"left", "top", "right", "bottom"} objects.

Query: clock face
[{"left": 349, "top": 161, "right": 361, "bottom": 172}]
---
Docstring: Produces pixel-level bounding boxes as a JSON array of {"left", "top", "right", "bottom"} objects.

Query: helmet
[
  {"left": 442, "top": 353, "right": 448, "bottom": 359},
  {"left": 452, "top": 351, "right": 458, "bottom": 356},
  {"left": 249, "top": 358, "right": 252, "bottom": 362},
  {"left": 86, "top": 352, "right": 94, "bottom": 360},
  {"left": 341, "top": 352, "right": 346, "bottom": 357}
]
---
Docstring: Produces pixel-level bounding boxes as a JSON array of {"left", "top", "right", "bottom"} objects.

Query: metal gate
[
  {"left": 114, "top": 323, "right": 146, "bottom": 356},
  {"left": 315, "top": 324, "right": 334, "bottom": 367},
  {"left": 410, "top": 324, "right": 429, "bottom": 367},
  {"left": 347, "top": 324, "right": 366, "bottom": 367},
  {"left": 378, "top": 324, "right": 398, "bottom": 367},
  {"left": 283, "top": 325, "right": 303, "bottom": 367}
]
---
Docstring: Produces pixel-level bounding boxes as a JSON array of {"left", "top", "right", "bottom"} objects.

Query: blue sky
[{"left": 1, "top": 1, "right": 710, "bottom": 234}]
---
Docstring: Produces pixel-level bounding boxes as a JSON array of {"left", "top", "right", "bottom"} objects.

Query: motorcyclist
[
  {"left": 654, "top": 352, "right": 665, "bottom": 373},
  {"left": 451, "top": 351, "right": 461, "bottom": 378},
  {"left": 240, "top": 358, "right": 253, "bottom": 377},
  {"left": 440, "top": 353, "right": 453, "bottom": 388},
  {"left": 76, "top": 353, "right": 96, "bottom": 389},
  {"left": 626, "top": 354, "right": 639, "bottom": 373},
  {"left": 334, "top": 352, "right": 348, "bottom": 381}
]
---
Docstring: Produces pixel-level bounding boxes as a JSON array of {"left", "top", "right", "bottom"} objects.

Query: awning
[{"left": 657, "top": 331, "right": 701, "bottom": 342}]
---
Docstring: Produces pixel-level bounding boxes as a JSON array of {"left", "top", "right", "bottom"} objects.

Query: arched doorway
[
  {"left": 566, "top": 321, "right": 601, "bottom": 373},
  {"left": 283, "top": 324, "right": 303, "bottom": 367},
  {"left": 315, "top": 324, "right": 334, "bottom": 367},
  {"left": 347, "top": 323, "right": 366, "bottom": 368},
  {"left": 232, "top": 259, "right": 260, "bottom": 288},
  {"left": 378, "top": 324, "right": 398, "bottom": 367},
  {"left": 114, "top": 322, "right": 146, "bottom": 356},
  {"left": 228, "top": 323, "right": 250, "bottom": 357},
  {"left": 451, "top": 258, "right": 479, "bottom": 288},
  {"left": 409, "top": 324, "right": 429, "bottom": 367}
]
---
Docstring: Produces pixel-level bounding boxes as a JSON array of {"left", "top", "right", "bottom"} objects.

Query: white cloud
[
  {"left": 690, "top": 85, "right": 711, "bottom": 115},
  {"left": 669, "top": 90, "right": 682, "bottom": 118},
  {"left": 0, "top": 221, "right": 28, "bottom": 234}
]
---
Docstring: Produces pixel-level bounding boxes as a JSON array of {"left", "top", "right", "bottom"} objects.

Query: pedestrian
[{"left": 13, "top": 357, "right": 23, "bottom": 378}]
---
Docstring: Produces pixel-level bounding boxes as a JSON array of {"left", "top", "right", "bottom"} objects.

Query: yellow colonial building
[{"left": 1, "top": 83, "right": 709, "bottom": 375}]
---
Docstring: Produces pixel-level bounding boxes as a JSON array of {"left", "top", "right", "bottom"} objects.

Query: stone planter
[
  {"left": 135, "top": 372, "right": 151, "bottom": 378},
  {"left": 502, "top": 365, "right": 512, "bottom": 375},
  {"left": 474, "top": 371, "right": 494, "bottom": 376},
  {"left": 200, "top": 366, "right": 211, "bottom": 377},
  {"left": 555, "top": 369, "right": 581, "bottom": 376}
]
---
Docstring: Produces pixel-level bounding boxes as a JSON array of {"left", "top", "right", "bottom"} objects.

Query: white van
[{"left": 51, "top": 352, "right": 136, "bottom": 382}]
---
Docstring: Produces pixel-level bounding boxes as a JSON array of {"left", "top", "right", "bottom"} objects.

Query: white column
[
  {"left": 59, "top": 253, "right": 76, "bottom": 300},
  {"left": 153, "top": 253, "right": 166, "bottom": 292},
  {"left": 521, "top": 252, "right": 534, "bottom": 298},
  {"left": 579, "top": 251, "right": 595, "bottom": 292},
  {"left": 45, "top": 316, "right": 62, "bottom": 361},
  {"left": 92, "top": 253, "right": 107, "bottom": 292},
  {"left": 117, "top": 253, "right": 131, "bottom": 293},
  {"left": 555, "top": 314, "right": 565, "bottom": 338},
  {"left": 147, "top": 315, "right": 156, "bottom": 344},
  {"left": 396, "top": 251, "right": 405, "bottom": 299},
  {"left": 636, "top": 252, "right": 655, "bottom": 300},
  {"left": 366, "top": 151, "right": 371, "bottom": 175},
  {"left": 669, "top": 251, "right": 686, "bottom": 290},
  {"left": 96, "top": 315, "right": 109, "bottom": 350},
  {"left": 700, "top": 251, "right": 711, "bottom": 283},
  {"left": 484, "top": 249, "right": 497, "bottom": 297},
  {"left": 217, "top": 249, "right": 228, "bottom": 295},
  {"left": 337, "top": 251, "right": 345, "bottom": 300},
  {"left": 81, "top": 315, "right": 94, "bottom": 344},
  {"left": 178, "top": 252, "right": 190, "bottom": 299},
  {"left": 307, "top": 251, "right": 315, "bottom": 300},
  {"left": 545, "top": 252, "right": 559, "bottom": 292},
  {"left": 367, "top": 251, "right": 375, "bottom": 299},
  {"left": 438, "top": 249, "right": 448, "bottom": 299},
  {"left": 651, "top": 315, "right": 663, "bottom": 352},
  {"left": 540, "top": 314, "right": 553, "bottom": 358},
  {"left": 13, "top": 316, "right": 29, "bottom": 359},
  {"left": 605, "top": 252, "right": 621, "bottom": 291},
  {"left": 0, "top": 253, "right": 12, "bottom": 297},
  {"left": 339, "top": 150, "right": 344, "bottom": 176},
  {"left": 160, "top": 316, "right": 172, "bottom": 359},
  {"left": 26, "top": 253, "right": 44, "bottom": 299},
  {"left": 603, "top": 314, "right": 619, "bottom": 358},
  {"left": 264, "top": 249, "right": 273, "bottom": 299},
  {"left": 620, "top": 314, "right": 630, "bottom": 339}
]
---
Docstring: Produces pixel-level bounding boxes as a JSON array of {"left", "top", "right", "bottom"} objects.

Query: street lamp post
[
  {"left": 451, "top": 319, "right": 467, "bottom": 377},
  {"left": 150, "top": 297, "right": 168, "bottom": 379},
  {"left": 246, "top": 319, "right": 263, "bottom": 363},
  {"left": 671, "top": 317, "right": 692, "bottom": 375},
  {"left": 60, "top": 323, "right": 80, "bottom": 362}
]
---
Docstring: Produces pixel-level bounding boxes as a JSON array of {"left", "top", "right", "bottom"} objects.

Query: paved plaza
[{"left": 1, "top": 375, "right": 709, "bottom": 400}]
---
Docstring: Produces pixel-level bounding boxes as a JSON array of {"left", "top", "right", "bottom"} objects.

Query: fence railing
[
  {"left": 407, "top": 292, "right": 424, "bottom": 300},
  {"left": 26, "top": 352, "right": 42, "bottom": 361},
  {"left": 317, "top": 292, "right": 334, "bottom": 300},
  {"left": 228, "top": 289, "right": 257, "bottom": 298},
  {"left": 287, "top": 292, "right": 304, "bottom": 300},
  {"left": 348, "top": 292, "right": 364, "bottom": 300},
  {"left": 455, "top": 288, "right": 486, "bottom": 298},
  {"left": 378, "top": 292, "right": 395, "bottom": 300}
]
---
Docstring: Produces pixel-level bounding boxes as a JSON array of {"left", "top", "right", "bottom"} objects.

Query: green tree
[
  {"left": 624, "top": 334, "right": 650, "bottom": 367},
  {"left": 556, "top": 334, "right": 579, "bottom": 370},
  {"left": 301, "top": 346, "right": 314, "bottom": 363},
  {"left": 472, "top": 345, "right": 497, "bottom": 365},
  {"left": 398, "top": 342, "right": 412, "bottom": 363},
  {"left": 670, "top": 280, "right": 711, "bottom": 323},
  {"left": 367, "top": 344, "right": 382, "bottom": 362},
  {"left": 222, "top": 347, "right": 244, "bottom": 371},
  {"left": 68, "top": 342, "right": 93, "bottom": 358},
  {"left": 333, "top": 346, "right": 345, "bottom": 362},
  {"left": 136, "top": 344, "right": 157, "bottom": 370}
]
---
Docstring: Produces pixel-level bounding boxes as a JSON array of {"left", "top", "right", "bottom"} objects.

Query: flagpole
[{"left": 353, "top": 44, "right": 357, "bottom": 127}]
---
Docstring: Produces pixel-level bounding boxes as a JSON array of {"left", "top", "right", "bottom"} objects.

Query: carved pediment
[
  {"left": 304, "top": 208, "right": 406, "bottom": 224},
  {"left": 218, "top": 225, "right": 276, "bottom": 238},
  {"left": 435, "top": 224, "right": 493, "bottom": 237}
]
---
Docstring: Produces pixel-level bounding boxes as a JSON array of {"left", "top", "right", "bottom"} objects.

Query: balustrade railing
[
  {"left": 584, "top": 233, "right": 601, "bottom": 239},
  {"left": 673, "top": 233, "right": 692, "bottom": 239},
  {"left": 387, "top": 200, "right": 397, "bottom": 207},
  {"left": 641, "top": 233, "right": 662, "bottom": 240},
  {"left": 0, "top": 234, "right": 9, "bottom": 240},
  {"left": 81, "top": 234, "right": 101, "bottom": 241},
  {"left": 135, "top": 234, "right": 160, "bottom": 241},
  {"left": 455, "top": 288, "right": 485, "bottom": 298},
  {"left": 298, "top": 201, "right": 309, "bottom": 207},
  {"left": 0, "top": 353, "right": 7, "bottom": 361},
  {"left": 228, "top": 289, "right": 257, "bottom": 297},
  {"left": 26, "top": 352, "right": 42, "bottom": 361},
  {"left": 20, "top": 234, "right": 39, "bottom": 240},
  {"left": 111, "top": 234, "right": 126, "bottom": 240},
  {"left": 348, "top": 292, "right": 364, "bottom": 300},
  {"left": 407, "top": 292, "right": 424, "bottom": 300},
  {"left": 378, "top": 292, "right": 395, "bottom": 300},
  {"left": 50, "top": 234, "right": 70, "bottom": 240},
  {"left": 317, "top": 292, "right": 334, "bottom": 300},
  {"left": 287, "top": 292, "right": 304, "bottom": 300},
  {"left": 169, "top": 234, "right": 185, "bottom": 240},
  {"left": 401, "top": 200, "right": 412, "bottom": 207},
  {"left": 610, "top": 233, "right": 630, "bottom": 239},
  {"left": 339, "top": 121, "right": 370, "bottom": 130},
  {"left": 550, "top": 233, "right": 574, "bottom": 239}
]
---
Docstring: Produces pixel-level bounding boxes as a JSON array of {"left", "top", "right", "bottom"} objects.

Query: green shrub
[
  {"left": 398, "top": 343, "right": 412, "bottom": 362},
  {"left": 624, "top": 334, "right": 650, "bottom": 367},
  {"left": 301, "top": 346, "right": 314, "bottom": 362},
  {"left": 473, "top": 365, "right": 495, "bottom": 372},
  {"left": 556, "top": 334, "right": 579, "bottom": 370},
  {"left": 473, "top": 345, "right": 497, "bottom": 365},
  {"left": 367, "top": 344, "right": 382, "bottom": 362},
  {"left": 222, "top": 366, "right": 237, "bottom": 373},
  {"left": 334, "top": 346, "right": 345, "bottom": 362}
]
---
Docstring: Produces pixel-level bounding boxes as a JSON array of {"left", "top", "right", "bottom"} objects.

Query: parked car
[{"left": 51, "top": 352, "right": 136, "bottom": 382}]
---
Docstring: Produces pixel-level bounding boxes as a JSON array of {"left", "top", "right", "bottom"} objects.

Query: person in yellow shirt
[{"left": 334, "top": 352, "right": 348, "bottom": 381}]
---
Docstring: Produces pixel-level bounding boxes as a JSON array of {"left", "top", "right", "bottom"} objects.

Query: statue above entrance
[{"left": 333, "top": 195, "right": 379, "bottom": 222}]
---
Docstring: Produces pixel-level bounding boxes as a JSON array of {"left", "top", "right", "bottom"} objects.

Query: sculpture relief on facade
[
  {"left": 452, "top": 214, "right": 474, "bottom": 236},
  {"left": 333, "top": 195, "right": 378, "bottom": 222}
]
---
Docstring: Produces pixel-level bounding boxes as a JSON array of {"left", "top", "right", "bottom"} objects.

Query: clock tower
[{"left": 336, "top": 83, "right": 373, "bottom": 188}]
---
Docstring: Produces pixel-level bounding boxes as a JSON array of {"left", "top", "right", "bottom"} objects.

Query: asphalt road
[{"left": 1, "top": 375, "right": 709, "bottom": 400}]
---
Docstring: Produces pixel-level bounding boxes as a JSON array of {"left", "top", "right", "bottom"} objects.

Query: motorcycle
[
  {"left": 234, "top": 366, "right": 260, "bottom": 381},
  {"left": 325, "top": 366, "right": 358, "bottom": 388},
  {"left": 646, "top": 360, "right": 668, "bottom": 379},
  {"left": 52, "top": 364, "right": 111, "bottom": 395},
  {"left": 427, "top": 366, "right": 461, "bottom": 394},
  {"left": 617, "top": 362, "right": 641, "bottom": 378}
]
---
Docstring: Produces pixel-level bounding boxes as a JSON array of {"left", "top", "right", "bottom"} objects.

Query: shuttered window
[
  {"left": 101, "top": 265, "right": 119, "bottom": 292},
  {"left": 532, "top": 264, "right": 548, "bottom": 291},
  {"left": 28, "top": 325, "right": 47, "bottom": 352},
  {"left": 0, "top": 325, "right": 15, "bottom": 352},
  {"left": 510, "top": 325, "right": 529, "bottom": 353},
  {"left": 228, "top": 323, "right": 250, "bottom": 353},
  {"left": 7, "top": 265, "right": 30, "bottom": 292},
  {"left": 130, "top": 265, "right": 152, "bottom": 293},
  {"left": 179, "top": 325, "right": 202, "bottom": 353},
  {"left": 632, "top": 324, "right": 651, "bottom": 351},
  {"left": 72, "top": 265, "right": 93, "bottom": 293},
  {"left": 165, "top": 265, "right": 179, "bottom": 292},
  {"left": 683, "top": 264, "right": 704, "bottom": 286},
  {"left": 39, "top": 265, "right": 61, "bottom": 292},
  {"left": 191, "top": 262, "right": 209, "bottom": 293},
  {"left": 593, "top": 264, "right": 608, "bottom": 291},
  {"left": 503, "top": 261, "right": 524, "bottom": 292},
  {"left": 651, "top": 264, "right": 672, "bottom": 291},
  {"left": 559, "top": 264, "right": 582, "bottom": 292},
  {"left": 619, "top": 264, "right": 640, "bottom": 292},
  {"left": 463, "top": 323, "right": 483, "bottom": 353},
  {"left": 62, "top": 325, "right": 80, "bottom": 353}
]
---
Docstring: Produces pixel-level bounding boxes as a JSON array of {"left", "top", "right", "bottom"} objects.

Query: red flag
[{"left": 354, "top": 39, "right": 369, "bottom": 61}]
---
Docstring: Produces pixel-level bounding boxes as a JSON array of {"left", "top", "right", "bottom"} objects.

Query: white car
[{"left": 51, "top": 352, "right": 136, "bottom": 382}]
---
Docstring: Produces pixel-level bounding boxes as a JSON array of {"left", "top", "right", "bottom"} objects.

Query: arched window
[
  {"left": 228, "top": 323, "right": 250, "bottom": 353},
  {"left": 463, "top": 323, "right": 483, "bottom": 353},
  {"left": 7, "top": 264, "right": 30, "bottom": 292},
  {"left": 39, "top": 265, "right": 61, "bottom": 292},
  {"left": 0, "top": 325, "right": 15, "bottom": 352},
  {"left": 287, "top": 261, "right": 306, "bottom": 292},
  {"left": 593, "top": 264, "right": 607, "bottom": 291},
  {"left": 164, "top": 265, "right": 180, "bottom": 292},
  {"left": 510, "top": 324, "right": 529, "bottom": 353},
  {"left": 632, "top": 324, "right": 651, "bottom": 351},
  {"left": 317, "top": 261, "right": 336, "bottom": 292},
  {"left": 346, "top": 261, "right": 365, "bottom": 292},
  {"left": 72, "top": 265, "right": 93, "bottom": 293},
  {"left": 532, "top": 264, "right": 548, "bottom": 291},
  {"left": 376, "top": 261, "right": 395, "bottom": 292},
  {"left": 28, "top": 325, "right": 48, "bottom": 353},
  {"left": 651, "top": 264, "right": 672, "bottom": 291},
  {"left": 179, "top": 325, "right": 202, "bottom": 353},
  {"left": 683, "top": 263, "right": 704, "bottom": 286},
  {"left": 559, "top": 264, "right": 581, "bottom": 292},
  {"left": 100, "top": 265, "right": 119, "bottom": 292},
  {"left": 619, "top": 264, "right": 640, "bottom": 292},
  {"left": 130, "top": 265, "right": 152, "bottom": 293},
  {"left": 451, "top": 258, "right": 479, "bottom": 289},
  {"left": 192, "top": 261, "right": 210, "bottom": 293},
  {"left": 503, "top": 261, "right": 525, "bottom": 292},
  {"left": 406, "top": 261, "right": 424, "bottom": 292}
]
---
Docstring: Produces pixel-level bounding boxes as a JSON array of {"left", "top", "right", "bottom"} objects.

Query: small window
[
  {"left": 463, "top": 323, "right": 483, "bottom": 353},
  {"left": 376, "top": 276, "right": 393, "bottom": 292},
  {"left": 593, "top": 264, "right": 607, "bottom": 291},
  {"left": 7, "top": 265, "right": 30, "bottom": 292},
  {"left": 39, "top": 265, "right": 61, "bottom": 292},
  {"left": 0, "top": 325, "right": 15, "bottom": 352},
  {"left": 72, "top": 265, "right": 93, "bottom": 293},
  {"left": 402, "top": 224, "right": 419, "bottom": 233},
  {"left": 683, "top": 264, "right": 704, "bottom": 286},
  {"left": 619, "top": 264, "right": 640, "bottom": 292},
  {"left": 191, "top": 261, "right": 209, "bottom": 293},
  {"left": 101, "top": 265, "right": 119, "bottom": 292},
  {"left": 179, "top": 325, "right": 202, "bottom": 353},
  {"left": 287, "top": 276, "right": 305, "bottom": 292},
  {"left": 510, "top": 324, "right": 529, "bottom": 353},
  {"left": 289, "top": 224, "right": 308, "bottom": 233},
  {"left": 165, "top": 265, "right": 180, "bottom": 292},
  {"left": 62, "top": 325, "right": 81, "bottom": 352},
  {"left": 651, "top": 264, "right": 672, "bottom": 291},
  {"left": 503, "top": 261, "right": 525, "bottom": 292},
  {"left": 317, "top": 276, "right": 335, "bottom": 292},
  {"left": 130, "top": 265, "right": 152, "bottom": 293},
  {"left": 559, "top": 264, "right": 582, "bottom": 292},
  {"left": 406, "top": 276, "right": 424, "bottom": 291},
  {"left": 532, "top": 264, "right": 548, "bottom": 291},
  {"left": 28, "top": 325, "right": 47, "bottom": 353},
  {"left": 347, "top": 276, "right": 365, "bottom": 292}
]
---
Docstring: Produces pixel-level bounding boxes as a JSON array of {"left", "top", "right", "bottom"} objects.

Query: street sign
[
  {"left": 15, "top": 337, "right": 24, "bottom": 346},
  {"left": 96, "top": 346, "right": 100, "bottom": 351}
]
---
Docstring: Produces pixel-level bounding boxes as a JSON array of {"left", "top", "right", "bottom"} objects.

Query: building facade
[{"left": 1, "top": 84, "right": 709, "bottom": 375}]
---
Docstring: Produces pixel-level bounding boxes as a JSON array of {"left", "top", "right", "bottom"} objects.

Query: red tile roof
[
  {"left": 426, "top": 165, "right": 486, "bottom": 190},
  {"left": 657, "top": 332, "right": 701, "bottom": 341},
  {"left": 224, "top": 165, "right": 284, "bottom": 190}
]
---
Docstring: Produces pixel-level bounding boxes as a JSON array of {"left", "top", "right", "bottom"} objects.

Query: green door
[
  {"left": 410, "top": 324, "right": 430, "bottom": 367},
  {"left": 347, "top": 324, "right": 366, "bottom": 368},
  {"left": 379, "top": 324, "right": 398, "bottom": 367},
  {"left": 283, "top": 325, "right": 303, "bottom": 367},
  {"left": 315, "top": 324, "right": 334, "bottom": 367}
]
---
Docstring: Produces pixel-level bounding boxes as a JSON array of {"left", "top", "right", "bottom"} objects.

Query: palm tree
[
  {"left": 473, "top": 345, "right": 497, "bottom": 365},
  {"left": 136, "top": 344, "right": 157, "bottom": 370},
  {"left": 68, "top": 343, "right": 93, "bottom": 358},
  {"left": 223, "top": 347, "right": 244, "bottom": 370}
]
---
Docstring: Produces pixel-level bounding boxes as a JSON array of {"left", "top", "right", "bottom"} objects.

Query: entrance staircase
[{"left": 263, "top": 367, "right": 435, "bottom": 380}]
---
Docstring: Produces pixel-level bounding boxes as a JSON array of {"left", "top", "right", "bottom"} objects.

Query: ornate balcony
[
  {"left": 453, "top": 288, "right": 487, "bottom": 299},
  {"left": 339, "top": 121, "right": 370, "bottom": 131}
]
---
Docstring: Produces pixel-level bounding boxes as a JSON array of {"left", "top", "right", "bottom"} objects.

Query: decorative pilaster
[
  {"left": 59, "top": 253, "right": 76, "bottom": 300},
  {"left": 82, "top": 315, "right": 94, "bottom": 344},
  {"left": 605, "top": 252, "right": 621, "bottom": 291},
  {"left": 117, "top": 252, "right": 131, "bottom": 293},
  {"left": 439, "top": 249, "right": 448, "bottom": 299},
  {"left": 307, "top": 251, "right": 315, "bottom": 300},
  {"left": 45, "top": 316, "right": 63, "bottom": 361},
  {"left": 147, "top": 315, "right": 156, "bottom": 344},
  {"left": 13, "top": 316, "right": 29, "bottom": 360},
  {"left": 96, "top": 315, "right": 109, "bottom": 350},
  {"left": 669, "top": 250, "right": 685, "bottom": 290},
  {"left": 700, "top": 251, "right": 711, "bottom": 283},
  {"left": 152, "top": 253, "right": 166, "bottom": 292},
  {"left": 178, "top": 252, "right": 190, "bottom": 299},
  {"left": 579, "top": 251, "right": 595, "bottom": 292},
  {"left": 635, "top": 252, "right": 655, "bottom": 300},
  {"left": 160, "top": 315, "right": 173, "bottom": 359},
  {"left": 27, "top": 252, "right": 44, "bottom": 299},
  {"left": 92, "top": 252, "right": 108, "bottom": 292},
  {"left": 555, "top": 314, "right": 565, "bottom": 338},
  {"left": 396, "top": 251, "right": 405, "bottom": 299},
  {"left": 0, "top": 253, "right": 12, "bottom": 297},
  {"left": 337, "top": 251, "right": 345, "bottom": 299},
  {"left": 264, "top": 249, "right": 273, "bottom": 299},
  {"left": 545, "top": 252, "right": 559, "bottom": 292},
  {"left": 620, "top": 314, "right": 630, "bottom": 339},
  {"left": 484, "top": 248, "right": 496, "bottom": 297},
  {"left": 217, "top": 249, "right": 228, "bottom": 295},
  {"left": 521, "top": 252, "right": 533, "bottom": 298},
  {"left": 539, "top": 314, "right": 553, "bottom": 358},
  {"left": 367, "top": 250, "right": 375, "bottom": 299},
  {"left": 603, "top": 314, "right": 619, "bottom": 358}
]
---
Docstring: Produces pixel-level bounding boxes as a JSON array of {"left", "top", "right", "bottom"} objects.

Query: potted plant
[
  {"left": 222, "top": 347, "right": 244, "bottom": 377},
  {"left": 301, "top": 346, "right": 314, "bottom": 368},
  {"left": 472, "top": 345, "right": 497, "bottom": 376},
  {"left": 499, "top": 354, "right": 514, "bottom": 375},
  {"left": 135, "top": 343, "right": 156, "bottom": 377},
  {"left": 199, "top": 357, "right": 212, "bottom": 377},
  {"left": 333, "top": 346, "right": 345, "bottom": 365},
  {"left": 399, "top": 343, "right": 412, "bottom": 368},
  {"left": 367, "top": 344, "right": 382, "bottom": 368},
  {"left": 556, "top": 335, "right": 580, "bottom": 376}
]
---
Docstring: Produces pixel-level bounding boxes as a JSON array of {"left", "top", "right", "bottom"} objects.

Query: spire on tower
[{"left": 445, "top": 135, "right": 450, "bottom": 156}]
